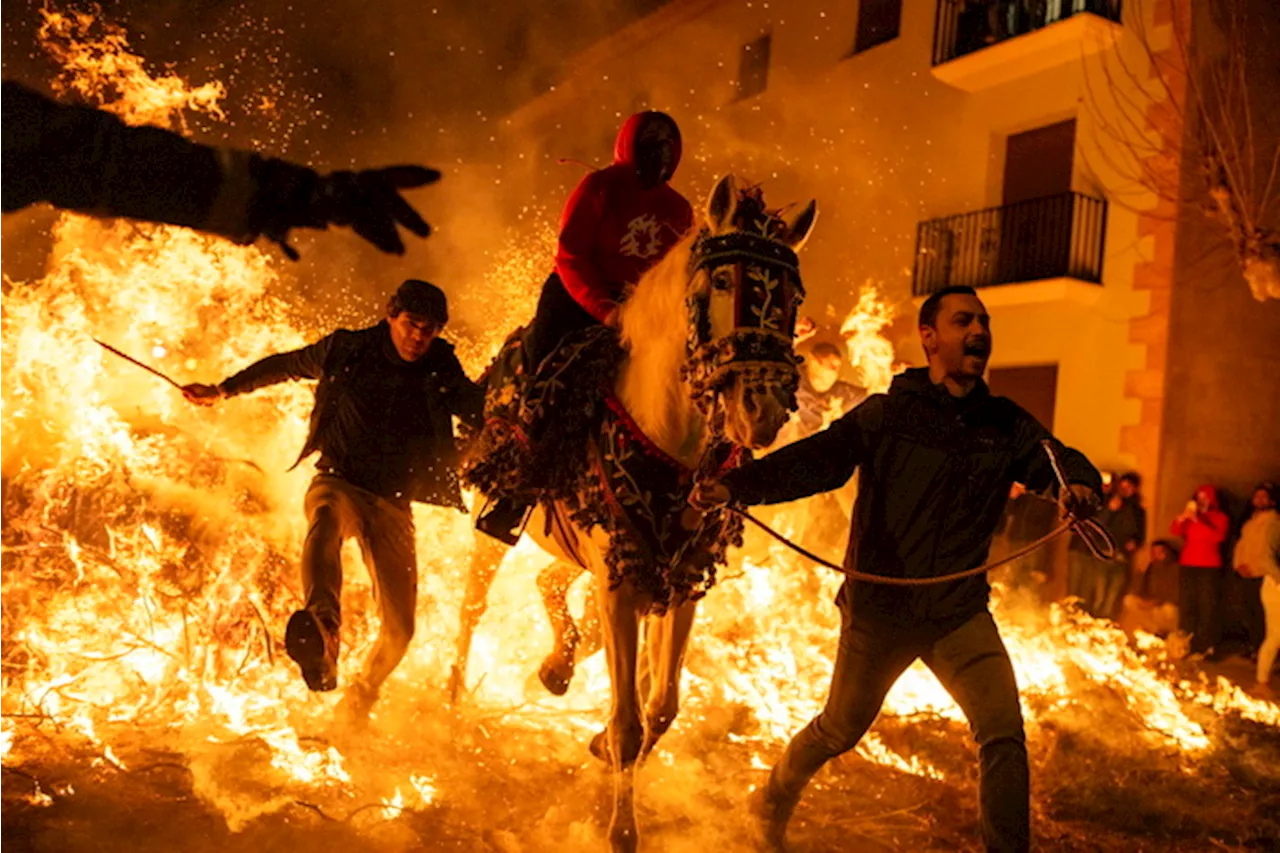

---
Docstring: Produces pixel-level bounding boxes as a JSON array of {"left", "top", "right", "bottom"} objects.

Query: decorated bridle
[{"left": 680, "top": 189, "right": 806, "bottom": 425}]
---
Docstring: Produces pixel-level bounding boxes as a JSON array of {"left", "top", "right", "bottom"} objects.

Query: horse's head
[{"left": 683, "top": 175, "right": 818, "bottom": 450}]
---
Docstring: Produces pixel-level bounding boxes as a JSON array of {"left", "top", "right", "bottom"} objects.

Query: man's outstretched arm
[
  {"left": 695, "top": 396, "right": 884, "bottom": 509},
  {"left": 2, "top": 81, "right": 439, "bottom": 257},
  {"left": 182, "top": 334, "right": 335, "bottom": 405}
]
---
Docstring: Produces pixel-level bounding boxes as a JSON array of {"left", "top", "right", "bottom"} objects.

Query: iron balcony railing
[
  {"left": 933, "top": 0, "right": 1123, "bottom": 66},
  {"left": 912, "top": 191, "right": 1108, "bottom": 296}
]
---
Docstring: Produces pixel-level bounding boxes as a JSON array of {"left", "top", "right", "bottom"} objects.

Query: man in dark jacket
[
  {"left": 182, "top": 280, "right": 483, "bottom": 718},
  {"left": 3, "top": 80, "right": 438, "bottom": 258},
  {"left": 691, "top": 285, "right": 1101, "bottom": 852}
]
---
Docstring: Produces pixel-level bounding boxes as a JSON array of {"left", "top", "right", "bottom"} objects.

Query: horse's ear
[
  {"left": 782, "top": 199, "right": 818, "bottom": 251},
  {"left": 706, "top": 174, "right": 739, "bottom": 231}
]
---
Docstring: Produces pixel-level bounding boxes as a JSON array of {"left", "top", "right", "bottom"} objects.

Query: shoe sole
[{"left": 285, "top": 611, "right": 337, "bottom": 692}]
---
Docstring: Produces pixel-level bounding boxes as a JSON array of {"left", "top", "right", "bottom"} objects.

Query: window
[
  {"left": 854, "top": 0, "right": 902, "bottom": 54},
  {"left": 1003, "top": 119, "right": 1076, "bottom": 206},
  {"left": 737, "top": 33, "right": 771, "bottom": 100}
]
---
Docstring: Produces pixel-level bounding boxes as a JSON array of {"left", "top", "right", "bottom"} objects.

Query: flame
[
  {"left": 381, "top": 786, "right": 406, "bottom": 820},
  {"left": 1, "top": 10, "right": 1276, "bottom": 843},
  {"left": 37, "top": 8, "right": 226, "bottom": 130},
  {"left": 838, "top": 282, "right": 900, "bottom": 394}
]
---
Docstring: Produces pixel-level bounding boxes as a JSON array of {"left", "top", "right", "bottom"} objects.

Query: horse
[{"left": 457, "top": 175, "right": 817, "bottom": 852}]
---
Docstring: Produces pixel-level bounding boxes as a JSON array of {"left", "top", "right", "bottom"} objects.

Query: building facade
[{"left": 499, "top": 0, "right": 1280, "bottom": 539}]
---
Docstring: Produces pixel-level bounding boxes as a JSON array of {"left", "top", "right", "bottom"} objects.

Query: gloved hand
[
  {"left": 250, "top": 158, "right": 441, "bottom": 259},
  {"left": 1060, "top": 483, "right": 1102, "bottom": 520}
]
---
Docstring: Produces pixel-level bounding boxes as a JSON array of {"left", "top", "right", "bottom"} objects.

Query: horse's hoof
[
  {"left": 589, "top": 728, "right": 610, "bottom": 762},
  {"left": 608, "top": 825, "right": 639, "bottom": 853},
  {"left": 590, "top": 729, "right": 641, "bottom": 766},
  {"left": 537, "top": 657, "right": 573, "bottom": 696}
]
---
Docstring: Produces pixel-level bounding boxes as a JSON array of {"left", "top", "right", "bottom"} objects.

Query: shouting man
[
  {"left": 184, "top": 280, "right": 483, "bottom": 719},
  {"left": 691, "top": 285, "right": 1101, "bottom": 852}
]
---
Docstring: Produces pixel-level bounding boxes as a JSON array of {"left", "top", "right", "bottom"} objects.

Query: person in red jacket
[
  {"left": 1172, "top": 484, "right": 1231, "bottom": 657},
  {"left": 477, "top": 111, "right": 694, "bottom": 544}
]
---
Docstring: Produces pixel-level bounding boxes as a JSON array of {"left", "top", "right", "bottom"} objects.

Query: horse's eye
[{"left": 712, "top": 270, "right": 733, "bottom": 291}]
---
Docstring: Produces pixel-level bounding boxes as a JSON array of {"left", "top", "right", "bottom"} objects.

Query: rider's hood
[{"left": 613, "top": 111, "right": 683, "bottom": 173}]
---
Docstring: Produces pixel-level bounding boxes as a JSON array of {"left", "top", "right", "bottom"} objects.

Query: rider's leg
[{"left": 477, "top": 272, "right": 600, "bottom": 545}]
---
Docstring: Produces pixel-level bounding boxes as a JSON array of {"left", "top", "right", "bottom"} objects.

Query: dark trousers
[
  {"left": 1179, "top": 566, "right": 1224, "bottom": 654},
  {"left": 1223, "top": 572, "right": 1265, "bottom": 650},
  {"left": 768, "top": 610, "right": 1029, "bottom": 852},
  {"left": 524, "top": 272, "right": 599, "bottom": 373}
]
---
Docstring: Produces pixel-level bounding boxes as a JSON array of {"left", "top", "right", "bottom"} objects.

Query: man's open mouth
[{"left": 963, "top": 340, "right": 990, "bottom": 358}]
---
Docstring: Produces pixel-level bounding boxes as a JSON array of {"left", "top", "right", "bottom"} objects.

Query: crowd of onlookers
[{"left": 1001, "top": 476, "right": 1280, "bottom": 694}]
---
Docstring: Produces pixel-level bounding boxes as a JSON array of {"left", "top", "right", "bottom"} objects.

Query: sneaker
[
  {"left": 476, "top": 497, "right": 532, "bottom": 546},
  {"left": 285, "top": 609, "right": 339, "bottom": 692}
]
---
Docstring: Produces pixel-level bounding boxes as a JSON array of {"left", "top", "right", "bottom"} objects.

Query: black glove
[{"left": 249, "top": 158, "right": 441, "bottom": 258}]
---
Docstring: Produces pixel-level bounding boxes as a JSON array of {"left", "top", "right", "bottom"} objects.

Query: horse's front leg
[
  {"left": 536, "top": 560, "right": 588, "bottom": 695},
  {"left": 598, "top": 578, "right": 645, "bottom": 853},
  {"left": 639, "top": 598, "right": 698, "bottom": 761},
  {"left": 448, "top": 530, "right": 508, "bottom": 704}
]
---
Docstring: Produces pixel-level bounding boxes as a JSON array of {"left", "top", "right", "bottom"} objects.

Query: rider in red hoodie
[
  {"left": 478, "top": 111, "right": 695, "bottom": 544},
  {"left": 1172, "top": 484, "right": 1231, "bottom": 656},
  {"left": 523, "top": 110, "right": 693, "bottom": 364}
]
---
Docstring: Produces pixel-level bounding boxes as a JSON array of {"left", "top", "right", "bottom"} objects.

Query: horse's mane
[{"left": 616, "top": 228, "right": 700, "bottom": 452}]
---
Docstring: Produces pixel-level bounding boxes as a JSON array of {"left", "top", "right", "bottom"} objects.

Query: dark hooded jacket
[
  {"left": 724, "top": 367, "right": 1101, "bottom": 631},
  {"left": 554, "top": 112, "right": 694, "bottom": 322},
  {"left": 219, "top": 322, "right": 483, "bottom": 508}
]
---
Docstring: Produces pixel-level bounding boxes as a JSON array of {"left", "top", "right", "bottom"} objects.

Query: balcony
[
  {"left": 912, "top": 191, "right": 1108, "bottom": 301},
  {"left": 931, "top": 0, "right": 1124, "bottom": 92}
]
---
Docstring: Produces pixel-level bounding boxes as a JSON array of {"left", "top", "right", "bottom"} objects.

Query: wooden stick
[{"left": 93, "top": 338, "right": 183, "bottom": 390}]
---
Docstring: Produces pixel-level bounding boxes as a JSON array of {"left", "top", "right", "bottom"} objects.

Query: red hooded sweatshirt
[
  {"left": 554, "top": 112, "right": 694, "bottom": 322},
  {"left": 1171, "top": 484, "right": 1230, "bottom": 568}
]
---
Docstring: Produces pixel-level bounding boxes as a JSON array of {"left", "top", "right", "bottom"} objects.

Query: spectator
[
  {"left": 1120, "top": 539, "right": 1180, "bottom": 636},
  {"left": 1093, "top": 472, "right": 1147, "bottom": 619},
  {"left": 1232, "top": 482, "right": 1280, "bottom": 692},
  {"left": 774, "top": 327, "right": 866, "bottom": 554},
  {"left": 793, "top": 341, "right": 867, "bottom": 439},
  {"left": 1067, "top": 470, "right": 1114, "bottom": 609},
  {"left": 1172, "top": 484, "right": 1231, "bottom": 658}
]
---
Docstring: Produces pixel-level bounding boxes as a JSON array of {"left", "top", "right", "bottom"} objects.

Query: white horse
[{"left": 458, "top": 175, "right": 817, "bottom": 852}]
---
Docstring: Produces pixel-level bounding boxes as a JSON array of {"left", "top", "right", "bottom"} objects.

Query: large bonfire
[{"left": 3, "top": 11, "right": 1278, "bottom": 852}]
